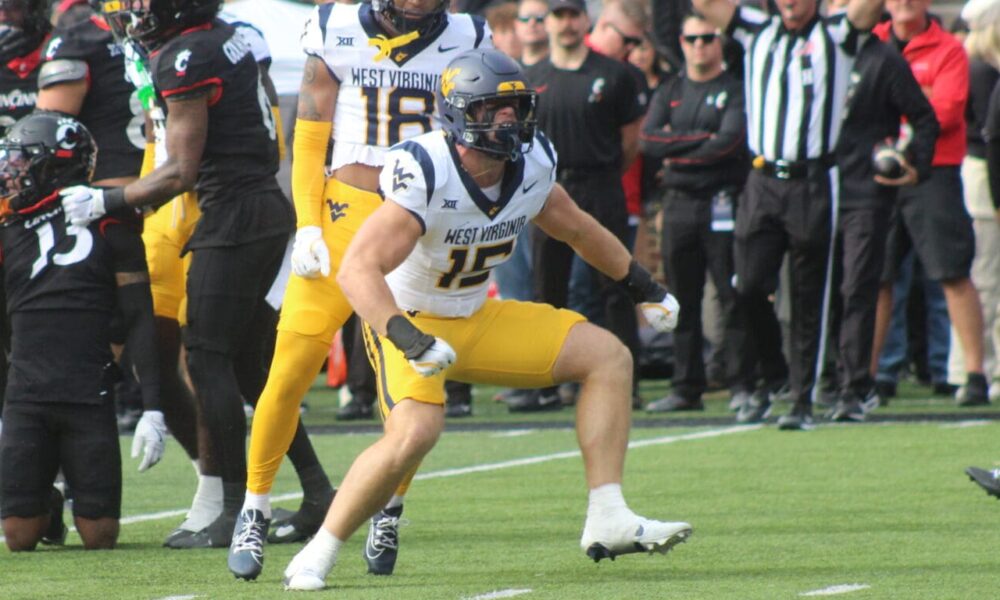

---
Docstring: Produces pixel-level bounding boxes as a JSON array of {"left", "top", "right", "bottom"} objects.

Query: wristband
[
  {"left": 103, "top": 187, "right": 128, "bottom": 213},
  {"left": 385, "top": 315, "right": 435, "bottom": 360},
  {"left": 617, "top": 260, "right": 666, "bottom": 304}
]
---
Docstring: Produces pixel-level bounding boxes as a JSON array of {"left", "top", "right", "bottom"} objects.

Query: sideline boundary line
[{"left": 2, "top": 424, "right": 762, "bottom": 541}]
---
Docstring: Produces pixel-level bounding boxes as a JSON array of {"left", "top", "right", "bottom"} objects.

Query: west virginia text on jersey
[
  {"left": 379, "top": 130, "right": 556, "bottom": 318},
  {"left": 301, "top": 2, "right": 491, "bottom": 170}
]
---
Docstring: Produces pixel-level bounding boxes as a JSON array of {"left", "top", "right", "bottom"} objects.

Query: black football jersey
[
  {"left": 43, "top": 13, "right": 145, "bottom": 181},
  {"left": 0, "top": 201, "right": 123, "bottom": 404},
  {"left": 0, "top": 44, "right": 43, "bottom": 136},
  {"left": 149, "top": 19, "right": 291, "bottom": 249}
]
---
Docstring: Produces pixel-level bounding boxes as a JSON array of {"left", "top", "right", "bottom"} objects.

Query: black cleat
[
  {"left": 829, "top": 397, "right": 866, "bottom": 423},
  {"left": 163, "top": 526, "right": 212, "bottom": 548},
  {"left": 777, "top": 404, "right": 815, "bottom": 431},
  {"left": 736, "top": 389, "right": 772, "bottom": 423},
  {"left": 268, "top": 490, "right": 336, "bottom": 544},
  {"left": 228, "top": 509, "right": 270, "bottom": 580},
  {"left": 39, "top": 487, "right": 67, "bottom": 546},
  {"left": 645, "top": 393, "right": 704, "bottom": 413},
  {"left": 507, "top": 389, "right": 562, "bottom": 413},
  {"left": 335, "top": 398, "right": 374, "bottom": 421},
  {"left": 444, "top": 402, "right": 473, "bottom": 418},
  {"left": 966, "top": 467, "right": 1000, "bottom": 499},
  {"left": 365, "top": 505, "right": 403, "bottom": 575},
  {"left": 957, "top": 374, "right": 990, "bottom": 407}
]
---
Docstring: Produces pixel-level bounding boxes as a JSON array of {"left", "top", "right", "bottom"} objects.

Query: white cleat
[
  {"left": 283, "top": 551, "right": 329, "bottom": 591},
  {"left": 580, "top": 513, "right": 692, "bottom": 563}
]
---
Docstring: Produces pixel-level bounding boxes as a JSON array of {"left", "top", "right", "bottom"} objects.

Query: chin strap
[{"left": 368, "top": 30, "right": 420, "bottom": 62}]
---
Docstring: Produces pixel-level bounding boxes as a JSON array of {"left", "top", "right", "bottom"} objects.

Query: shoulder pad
[{"left": 38, "top": 59, "right": 89, "bottom": 88}]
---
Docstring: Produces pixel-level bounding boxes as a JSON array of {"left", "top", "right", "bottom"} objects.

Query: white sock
[
  {"left": 303, "top": 527, "right": 342, "bottom": 574},
  {"left": 180, "top": 473, "right": 223, "bottom": 531},
  {"left": 243, "top": 492, "right": 272, "bottom": 520},
  {"left": 587, "top": 483, "right": 629, "bottom": 522},
  {"left": 385, "top": 495, "right": 405, "bottom": 510}
]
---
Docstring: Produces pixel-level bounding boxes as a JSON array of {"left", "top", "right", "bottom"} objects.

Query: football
[{"left": 872, "top": 140, "right": 905, "bottom": 178}]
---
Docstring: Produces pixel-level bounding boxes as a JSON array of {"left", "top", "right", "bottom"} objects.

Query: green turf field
[{"left": 3, "top": 380, "right": 1000, "bottom": 599}]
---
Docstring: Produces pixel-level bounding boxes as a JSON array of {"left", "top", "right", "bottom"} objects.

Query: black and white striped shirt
[{"left": 728, "top": 7, "right": 866, "bottom": 162}]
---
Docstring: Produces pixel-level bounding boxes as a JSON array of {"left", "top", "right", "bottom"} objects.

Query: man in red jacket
[{"left": 870, "top": 0, "right": 988, "bottom": 405}]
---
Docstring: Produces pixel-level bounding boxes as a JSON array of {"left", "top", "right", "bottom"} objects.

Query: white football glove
[
  {"left": 291, "top": 226, "right": 330, "bottom": 279},
  {"left": 640, "top": 293, "right": 680, "bottom": 333},
  {"left": 131, "top": 410, "right": 167, "bottom": 472},
  {"left": 60, "top": 185, "right": 107, "bottom": 227},
  {"left": 408, "top": 337, "right": 456, "bottom": 377}
]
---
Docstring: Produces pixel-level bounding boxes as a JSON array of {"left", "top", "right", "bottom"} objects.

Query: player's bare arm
[
  {"left": 298, "top": 55, "right": 338, "bottom": 123},
  {"left": 620, "top": 118, "right": 640, "bottom": 174},
  {"left": 690, "top": 0, "right": 736, "bottom": 32},
  {"left": 846, "top": 0, "right": 884, "bottom": 30},
  {"left": 337, "top": 200, "right": 423, "bottom": 336},
  {"left": 533, "top": 183, "right": 632, "bottom": 281},
  {"left": 118, "top": 93, "right": 208, "bottom": 209},
  {"left": 35, "top": 76, "right": 88, "bottom": 116}
]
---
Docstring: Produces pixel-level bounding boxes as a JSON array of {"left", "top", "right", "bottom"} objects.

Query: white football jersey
[
  {"left": 380, "top": 131, "right": 557, "bottom": 317},
  {"left": 301, "top": 2, "right": 492, "bottom": 171}
]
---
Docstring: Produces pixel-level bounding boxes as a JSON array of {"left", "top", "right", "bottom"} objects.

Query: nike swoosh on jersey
[
  {"left": 438, "top": 44, "right": 458, "bottom": 52},
  {"left": 522, "top": 180, "right": 538, "bottom": 194}
]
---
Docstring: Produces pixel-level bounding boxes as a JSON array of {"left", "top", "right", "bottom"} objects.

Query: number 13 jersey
[{"left": 301, "top": 2, "right": 492, "bottom": 171}]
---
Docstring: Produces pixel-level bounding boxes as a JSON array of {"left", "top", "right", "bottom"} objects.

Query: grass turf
[{"left": 3, "top": 405, "right": 1000, "bottom": 599}]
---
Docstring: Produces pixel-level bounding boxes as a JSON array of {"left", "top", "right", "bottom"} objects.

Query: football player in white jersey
[
  {"left": 282, "top": 48, "right": 690, "bottom": 593},
  {"left": 229, "top": 0, "right": 493, "bottom": 581}
]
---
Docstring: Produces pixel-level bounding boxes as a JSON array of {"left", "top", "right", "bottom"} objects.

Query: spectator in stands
[
  {"left": 946, "top": 0, "right": 1000, "bottom": 403},
  {"left": 487, "top": 1, "right": 522, "bottom": 60},
  {"left": 870, "top": 0, "right": 989, "bottom": 406},
  {"left": 514, "top": 0, "right": 550, "bottom": 66}
]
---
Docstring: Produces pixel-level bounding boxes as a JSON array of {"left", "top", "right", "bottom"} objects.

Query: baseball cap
[{"left": 549, "top": 0, "right": 586, "bottom": 13}]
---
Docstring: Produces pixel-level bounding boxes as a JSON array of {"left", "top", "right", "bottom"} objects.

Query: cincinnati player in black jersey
[
  {"left": 0, "top": 111, "right": 163, "bottom": 550},
  {"left": 36, "top": 2, "right": 165, "bottom": 457},
  {"left": 61, "top": 0, "right": 295, "bottom": 543},
  {"left": 37, "top": 1, "right": 145, "bottom": 183},
  {"left": 0, "top": 0, "right": 48, "bottom": 134}
]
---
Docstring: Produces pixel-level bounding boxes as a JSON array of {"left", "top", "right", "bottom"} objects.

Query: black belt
[{"left": 752, "top": 156, "right": 833, "bottom": 180}]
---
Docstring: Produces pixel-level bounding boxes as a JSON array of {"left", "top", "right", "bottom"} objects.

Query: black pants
[
  {"left": 532, "top": 172, "right": 639, "bottom": 380},
  {"left": 661, "top": 188, "right": 753, "bottom": 398},
  {"left": 830, "top": 203, "right": 891, "bottom": 396},
  {"left": 735, "top": 169, "right": 834, "bottom": 407}
]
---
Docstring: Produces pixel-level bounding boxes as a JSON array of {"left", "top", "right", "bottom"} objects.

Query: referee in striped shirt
[{"left": 693, "top": 0, "right": 884, "bottom": 430}]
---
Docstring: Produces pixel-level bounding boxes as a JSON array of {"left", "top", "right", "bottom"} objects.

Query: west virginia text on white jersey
[
  {"left": 379, "top": 130, "right": 557, "bottom": 318},
  {"left": 301, "top": 2, "right": 492, "bottom": 171}
]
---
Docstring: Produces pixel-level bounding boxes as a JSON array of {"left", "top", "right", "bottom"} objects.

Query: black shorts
[
  {"left": 0, "top": 398, "right": 121, "bottom": 520},
  {"left": 183, "top": 234, "right": 286, "bottom": 356},
  {"left": 882, "top": 166, "right": 974, "bottom": 283}
]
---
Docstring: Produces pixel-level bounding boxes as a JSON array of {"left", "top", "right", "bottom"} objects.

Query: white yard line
[
  {"left": 1, "top": 424, "right": 760, "bottom": 544},
  {"left": 464, "top": 589, "right": 533, "bottom": 600},
  {"left": 151, "top": 595, "right": 202, "bottom": 600},
  {"left": 490, "top": 429, "right": 537, "bottom": 438},
  {"left": 800, "top": 584, "right": 871, "bottom": 596},
  {"left": 940, "top": 420, "right": 990, "bottom": 429}
]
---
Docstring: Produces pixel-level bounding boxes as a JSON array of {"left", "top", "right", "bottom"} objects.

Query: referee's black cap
[{"left": 549, "top": 0, "right": 585, "bottom": 13}]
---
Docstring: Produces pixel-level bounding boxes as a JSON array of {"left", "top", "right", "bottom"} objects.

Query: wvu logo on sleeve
[
  {"left": 326, "top": 199, "right": 349, "bottom": 223},
  {"left": 392, "top": 164, "right": 415, "bottom": 192}
]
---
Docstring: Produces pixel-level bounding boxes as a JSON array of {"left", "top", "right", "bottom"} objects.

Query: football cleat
[
  {"left": 39, "top": 487, "right": 67, "bottom": 546},
  {"left": 580, "top": 513, "right": 692, "bottom": 562},
  {"left": 268, "top": 491, "right": 334, "bottom": 544},
  {"left": 966, "top": 467, "right": 1000, "bottom": 500},
  {"left": 283, "top": 549, "right": 328, "bottom": 591},
  {"left": 228, "top": 509, "right": 270, "bottom": 581},
  {"left": 364, "top": 505, "right": 403, "bottom": 575},
  {"left": 163, "top": 526, "right": 211, "bottom": 548}
]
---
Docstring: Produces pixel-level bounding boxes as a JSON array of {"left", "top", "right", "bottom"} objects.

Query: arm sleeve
[
  {"left": 927, "top": 45, "right": 970, "bottom": 139},
  {"left": 671, "top": 86, "right": 747, "bottom": 165},
  {"left": 102, "top": 219, "right": 160, "bottom": 412},
  {"left": 291, "top": 118, "right": 332, "bottom": 228},
  {"left": 726, "top": 5, "right": 770, "bottom": 49},
  {"left": 640, "top": 78, "right": 712, "bottom": 160},
  {"left": 889, "top": 53, "right": 939, "bottom": 183}
]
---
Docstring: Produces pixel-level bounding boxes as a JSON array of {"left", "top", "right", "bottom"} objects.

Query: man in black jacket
[
  {"left": 639, "top": 14, "right": 767, "bottom": 413},
  {"left": 828, "top": 27, "right": 938, "bottom": 420}
]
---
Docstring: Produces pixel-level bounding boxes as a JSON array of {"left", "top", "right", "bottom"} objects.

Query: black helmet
[
  {"left": 0, "top": 111, "right": 96, "bottom": 220},
  {"left": 0, "top": 0, "right": 52, "bottom": 62},
  {"left": 372, "top": 0, "right": 449, "bottom": 37},
  {"left": 104, "top": 0, "right": 220, "bottom": 50},
  {"left": 437, "top": 48, "right": 537, "bottom": 161}
]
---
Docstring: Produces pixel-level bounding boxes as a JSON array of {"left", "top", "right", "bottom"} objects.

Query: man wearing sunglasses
[
  {"left": 639, "top": 14, "right": 764, "bottom": 416},
  {"left": 513, "top": 0, "right": 549, "bottom": 66}
]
